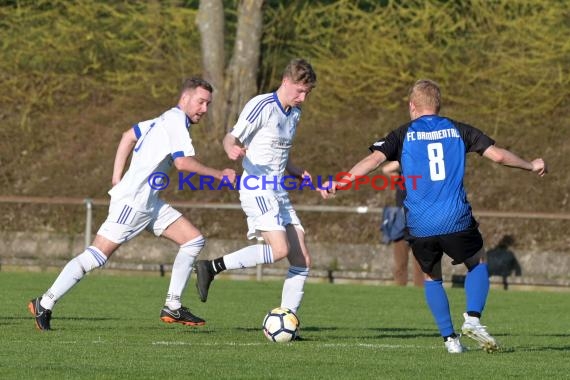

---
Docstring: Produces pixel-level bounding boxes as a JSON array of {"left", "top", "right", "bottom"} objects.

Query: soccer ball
[{"left": 262, "top": 307, "right": 299, "bottom": 342}]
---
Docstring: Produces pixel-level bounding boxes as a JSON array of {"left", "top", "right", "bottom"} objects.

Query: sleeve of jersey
[
  {"left": 166, "top": 114, "right": 196, "bottom": 160},
  {"left": 457, "top": 122, "right": 496, "bottom": 155},
  {"left": 133, "top": 120, "right": 152, "bottom": 139},
  {"left": 368, "top": 130, "right": 400, "bottom": 161},
  {"left": 229, "top": 100, "right": 262, "bottom": 144}
]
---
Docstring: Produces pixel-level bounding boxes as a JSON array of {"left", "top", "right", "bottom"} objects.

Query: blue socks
[
  {"left": 424, "top": 280, "right": 454, "bottom": 337},
  {"left": 465, "top": 263, "right": 490, "bottom": 315}
]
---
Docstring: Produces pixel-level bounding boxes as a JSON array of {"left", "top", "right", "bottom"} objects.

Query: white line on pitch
[{"left": 151, "top": 341, "right": 434, "bottom": 349}]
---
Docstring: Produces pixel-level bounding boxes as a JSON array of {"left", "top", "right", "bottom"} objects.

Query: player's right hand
[
  {"left": 227, "top": 146, "right": 247, "bottom": 161},
  {"left": 319, "top": 180, "right": 338, "bottom": 199},
  {"left": 531, "top": 158, "right": 547, "bottom": 177},
  {"left": 221, "top": 169, "right": 237, "bottom": 185}
]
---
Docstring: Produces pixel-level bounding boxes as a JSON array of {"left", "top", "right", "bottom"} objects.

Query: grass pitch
[{"left": 1, "top": 271, "right": 569, "bottom": 379}]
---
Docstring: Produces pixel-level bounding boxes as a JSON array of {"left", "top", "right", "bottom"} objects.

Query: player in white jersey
[
  {"left": 28, "top": 78, "right": 236, "bottom": 330},
  {"left": 195, "top": 59, "right": 317, "bottom": 320}
]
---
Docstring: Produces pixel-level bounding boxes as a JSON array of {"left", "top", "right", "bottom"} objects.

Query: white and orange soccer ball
[{"left": 262, "top": 307, "right": 299, "bottom": 342}]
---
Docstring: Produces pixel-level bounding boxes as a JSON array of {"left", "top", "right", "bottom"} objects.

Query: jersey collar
[
  {"left": 175, "top": 105, "right": 192, "bottom": 129},
  {"left": 273, "top": 92, "right": 291, "bottom": 116}
]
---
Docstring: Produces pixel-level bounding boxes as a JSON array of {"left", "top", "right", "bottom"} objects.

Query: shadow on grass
[
  {"left": 236, "top": 325, "right": 441, "bottom": 341},
  {"left": 365, "top": 327, "right": 440, "bottom": 339},
  {"left": 529, "top": 333, "right": 570, "bottom": 338},
  {"left": 514, "top": 345, "right": 570, "bottom": 352},
  {"left": 0, "top": 315, "right": 121, "bottom": 323}
]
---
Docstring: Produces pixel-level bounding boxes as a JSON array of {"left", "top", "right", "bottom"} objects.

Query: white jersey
[
  {"left": 108, "top": 106, "right": 195, "bottom": 209},
  {"left": 230, "top": 92, "right": 301, "bottom": 194}
]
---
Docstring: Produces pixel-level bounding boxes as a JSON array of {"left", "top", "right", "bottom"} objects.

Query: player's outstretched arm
[
  {"left": 346, "top": 151, "right": 388, "bottom": 178},
  {"left": 483, "top": 145, "right": 547, "bottom": 177},
  {"left": 174, "top": 156, "right": 236, "bottom": 183},
  {"left": 286, "top": 159, "right": 311, "bottom": 181},
  {"left": 380, "top": 161, "right": 401, "bottom": 176},
  {"left": 112, "top": 128, "right": 137, "bottom": 185},
  {"left": 223, "top": 133, "right": 247, "bottom": 161},
  {"left": 320, "top": 151, "right": 387, "bottom": 199}
]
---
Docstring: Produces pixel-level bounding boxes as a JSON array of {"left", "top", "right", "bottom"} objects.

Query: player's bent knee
[
  {"left": 287, "top": 251, "right": 311, "bottom": 268},
  {"left": 300, "top": 254, "right": 311, "bottom": 268},
  {"left": 179, "top": 235, "right": 206, "bottom": 258},
  {"left": 464, "top": 248, "right": 485, "bottom": 271},
  {"left": 272, "top": 247, "right": 289, "bottom": 261},
  {"left": 77, "top": 246, "right": 108, "bottom": 274}
]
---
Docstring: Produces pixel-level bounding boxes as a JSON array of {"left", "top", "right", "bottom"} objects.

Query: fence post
[
  {"left": 256, "top": 238, "right": 264, "bottom": 281},
  {"left": 84, "top": 198, "right": 93, "bottom": 249},
  {"left": 256, "top": 264, "right": 263, "bottom": 281}
]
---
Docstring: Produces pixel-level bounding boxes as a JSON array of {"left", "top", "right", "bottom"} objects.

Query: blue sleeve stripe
[
  {"left": 133, "top": 124, "right": 141, "bottom": 139},
  {"left": 245, "top": 95, "right": 274, "bottom": 123},
  {"left": 246, "top": 98, "right": 274, "bottom": 123},
  {"left": 171, "top": 151, "right": 185, "bottom": 160}
]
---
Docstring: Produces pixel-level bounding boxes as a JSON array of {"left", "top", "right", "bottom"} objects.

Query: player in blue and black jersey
[{"left": 321, "top": 79, "right": 547, "bottom": 353}]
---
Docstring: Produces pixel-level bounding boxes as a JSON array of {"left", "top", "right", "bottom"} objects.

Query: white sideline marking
[
  {"left": 12, "top": 339, "right": 433, "bottom": 350},
  {"left": 151, "top": 341, "right": 433, "bottom": 349},
  {"left": 152, "top": 341, "right": 264, "bottom": 346}
]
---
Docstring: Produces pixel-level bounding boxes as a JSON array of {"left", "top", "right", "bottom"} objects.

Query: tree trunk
[
  {"left": 196, "top": 0, "right": 226, "bottom": 136},
  {"left": 225, "top": 0, "right": 264, "bottom": 131}
]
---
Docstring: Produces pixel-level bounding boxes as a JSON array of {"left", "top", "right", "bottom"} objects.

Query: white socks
[
  {"left": 281, "top": 266, "right": 309, "bottom": 314},
  {"left": 219, "top": 246, "right": 308, "bottom": 313},
  {"left": 221, "top": 243, "right": 274, "bottom": 270},
  {"left": 41, "top": 246, "right": 107, "bottom": 310},
  {"left": 165, "top": 235, "right": 205, "bottom": 310}
]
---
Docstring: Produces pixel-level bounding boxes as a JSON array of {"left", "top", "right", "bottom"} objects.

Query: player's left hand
[
  {"left": 300, "top": 170, "right": 312, "bottom": 183},
  {"left": 320, "top": 180, "right": 338, "bottom": 199}
]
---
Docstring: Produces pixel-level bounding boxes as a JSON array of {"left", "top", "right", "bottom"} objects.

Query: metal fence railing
[
  {"left": 2, "top": 195, "right": 569, "bottom": 248},
  {"left": 2, "top": 195, "right": 569, "bottom": 283}
]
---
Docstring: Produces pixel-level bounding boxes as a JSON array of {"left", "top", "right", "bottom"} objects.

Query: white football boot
[
  {"left": 444, "top": 336, "right": 466, "bottom": 353},
  {"left": 461, "top": 313, "right": 499, "bottom": 353}
]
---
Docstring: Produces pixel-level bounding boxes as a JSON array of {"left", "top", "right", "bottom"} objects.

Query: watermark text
[{"left": 147, "top": 172, "right": 422, "bottom": 192}]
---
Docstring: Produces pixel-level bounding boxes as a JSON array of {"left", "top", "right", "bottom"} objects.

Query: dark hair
[
  {"left": 180, "top": 78, "right": 213, "bottom": 95},
  {"left": 282, "top": 59, "right": 317, "bottom": 88}
]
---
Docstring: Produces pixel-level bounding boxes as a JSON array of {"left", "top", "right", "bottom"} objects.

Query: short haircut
[
  {"left": 282, "top": 58, "right": 317, "bottom": 88},
  {"left": 409, "top": 79, "right": 441, "bottom": 113},
  {"left": 180, "top": 78, "right": 213, "bottom": 95}
]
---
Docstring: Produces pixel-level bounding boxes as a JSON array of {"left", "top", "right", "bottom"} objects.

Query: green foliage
[
  {"left": 2, "top": 0, "right": 568, "bottom": 131},
  {"left": 3, "top": 272, "right": 570, "bottom": 378},
  {"left": 264, "top": 0, "right": 569, "bottom": 131},
  {"left": 0, "top": 0, "right": 201, "bottom": 130}
]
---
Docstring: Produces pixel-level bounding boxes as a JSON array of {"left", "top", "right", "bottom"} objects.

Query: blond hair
[{"left": 409, "top": 79, "right": 441, "bottom": 113}]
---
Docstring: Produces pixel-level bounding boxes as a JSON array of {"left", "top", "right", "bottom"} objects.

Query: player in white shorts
[
  {"left": 28, "top": 78, "right": 236, "bottom": 331},
  {"left": 195, "top": 59, "right": 317, "bottom": 322}
]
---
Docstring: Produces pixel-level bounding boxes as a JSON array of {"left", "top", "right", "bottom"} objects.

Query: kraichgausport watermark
[{"left": 147, "top": 172, "right": 422, "bottom": 191}]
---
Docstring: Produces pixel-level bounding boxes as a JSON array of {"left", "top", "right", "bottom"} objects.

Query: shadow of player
[{"left": 487, "top": 235, "right": 522, "bottom": 290}]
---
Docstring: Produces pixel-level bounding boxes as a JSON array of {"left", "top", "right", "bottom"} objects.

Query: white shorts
[
  {"left": 240, "top": 192, "right": 304, "bottom": 240},
  {"left": 97, "top": 198, "right": 182, "bottom": 244}
]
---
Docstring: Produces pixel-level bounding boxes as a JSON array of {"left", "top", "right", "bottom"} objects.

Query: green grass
[{"left": 1, "top": 271, "right": 569, "bottom": 379}]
